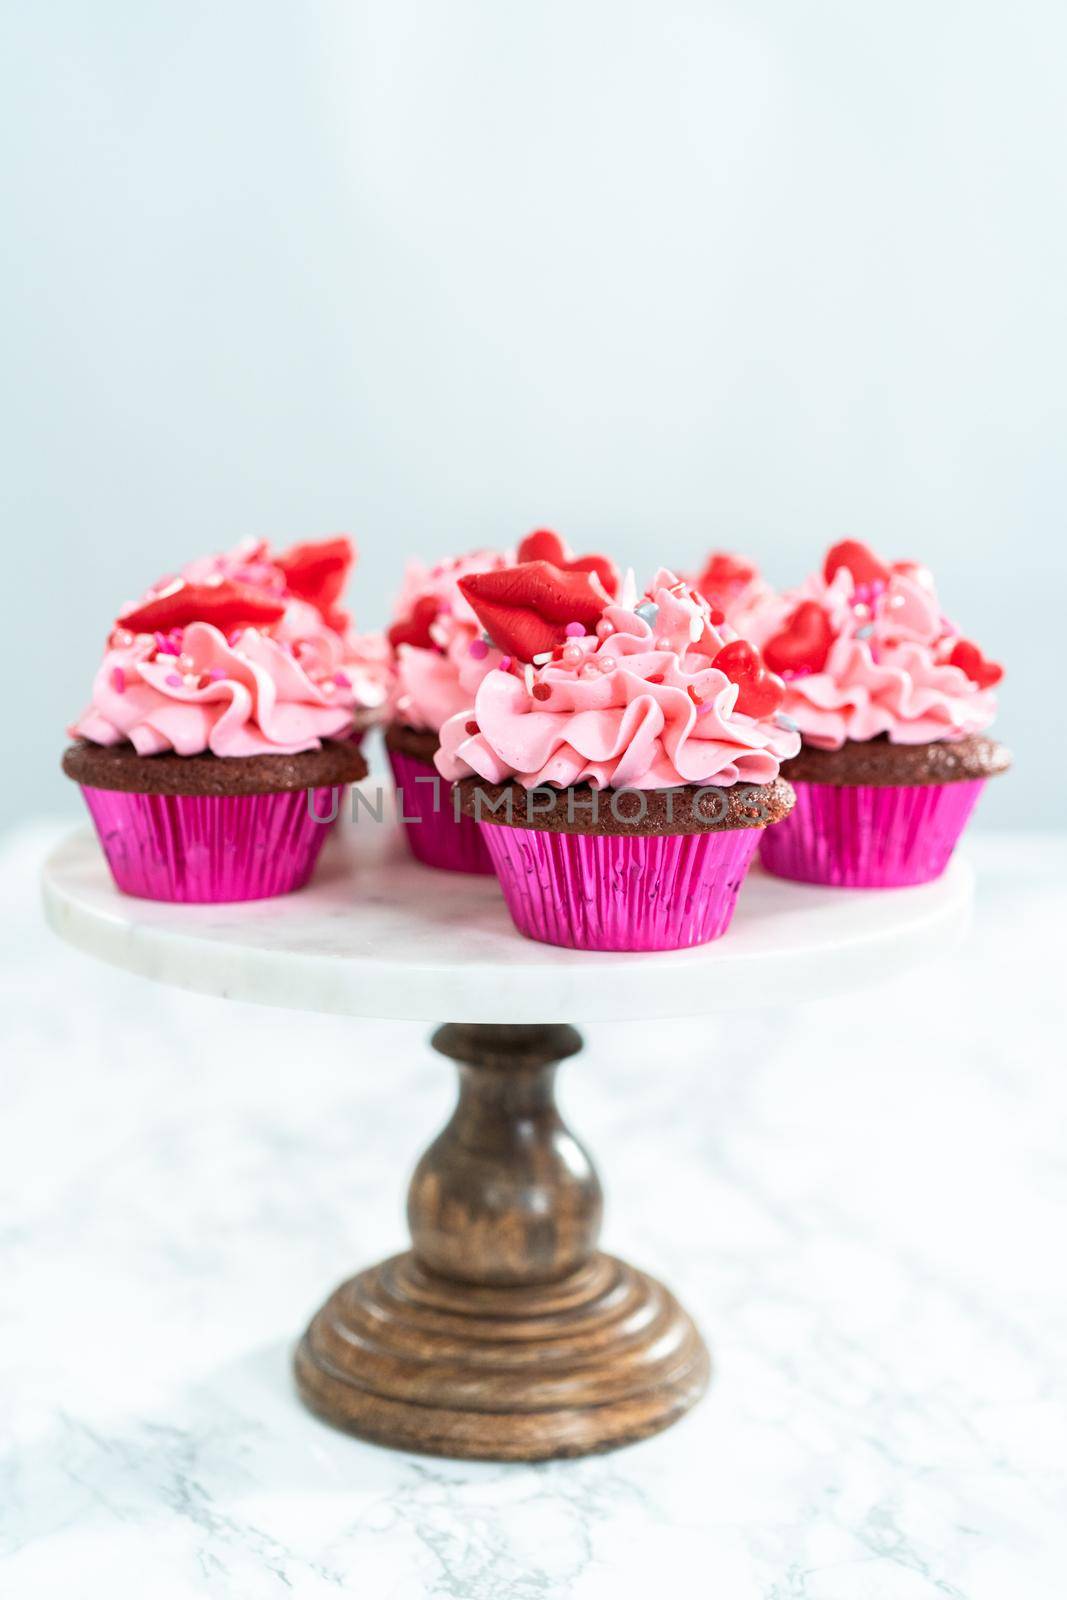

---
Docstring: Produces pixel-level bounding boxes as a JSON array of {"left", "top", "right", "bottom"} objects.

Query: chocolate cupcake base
[
  {"left": 779, "top": 734, "right": 1010, "bottom": 788},
  {"left": 384, "top": 723, "right": 494, "bottom": 874},
  {"left": 62, "top": 738, "right": 368, "bottom": 795},
  {"left": 63, "top": 739, "right": 365, "bottom": 902},
  {"left": 450, "top": 777, "right": 796, "bottom": 951},
  {"left": 454, "top": 777, "right": 795, "bottom": 837},
  {"left": 762, "top": 735, "right": 1009, "bottom": 888}
]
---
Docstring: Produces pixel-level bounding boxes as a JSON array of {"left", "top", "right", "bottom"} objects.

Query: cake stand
[{"left": 41, "top": 804, "right": 973, "bottom": 1461}]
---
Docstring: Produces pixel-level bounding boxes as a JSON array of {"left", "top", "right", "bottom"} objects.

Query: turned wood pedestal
[
  {"left": 43, "top": 819, "right": 972, "bottom": 1464},
  {"left": 294, "top": 1023, "right": 709, "bottom": 1460}
]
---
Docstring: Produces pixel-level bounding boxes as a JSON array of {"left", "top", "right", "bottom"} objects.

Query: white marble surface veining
[{"left": 2, "top": 824, "right": 1065, "bottom": 1597}]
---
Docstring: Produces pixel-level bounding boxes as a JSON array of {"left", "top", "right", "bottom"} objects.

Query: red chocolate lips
[{"left": 459, "top": 561, "right": 610, "bottom": 662}]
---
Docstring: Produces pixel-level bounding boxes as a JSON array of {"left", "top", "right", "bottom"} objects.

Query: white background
[{"left": 4, "top": 1, "right": 1063, "bottom": 830}]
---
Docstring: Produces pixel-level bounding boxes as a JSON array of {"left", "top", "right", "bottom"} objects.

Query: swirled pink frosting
[
  {"left": 391, "top": 549, "right": 512, "bottom": 732},
  {"left": 744, "top": 557, "right": 1001, "bottom": 749},
  {"left": 70, "top": 540, "right": 388, "bottom": 757},
  {"left": 435, "top": 570, "right": 800, "bottom": 790}
]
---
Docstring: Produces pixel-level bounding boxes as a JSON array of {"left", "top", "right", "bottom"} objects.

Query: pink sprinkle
[
  {"left": 564, "top": 622, "right": 585, "bottom": 638},
  {"left": 111, "top": 666, "right": 126, "bottom": 694},
  {"left": 334, "top": 671, "right": 351, "bottom": 688},
  {"left": 498, "top": 656, "right": 512, "bottom": 671},
  {"left": 165, "top": 672, "right": 182, "bottom": 687},
  {"left": 468, "top": 639, "right": 489, "bottom": 660},
  {"left": 208, "top": 667, "right": 225, "bottom": 681},
  {"left": 155, "top": 632, "right": 178, "bottom": 655}
]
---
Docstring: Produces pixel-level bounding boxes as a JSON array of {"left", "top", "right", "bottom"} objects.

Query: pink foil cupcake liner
[
  {"left": 79, "top": 784, "right": 342, "bottom": 902},
  {"left": 478, "top": 824, "right": 762, "bottom": 950},
  {"left": 758, "top": 779, "right": 985, "bottom": 888},
  {"left": 388, "top": 747, "right": 495, "bottom": 875}
]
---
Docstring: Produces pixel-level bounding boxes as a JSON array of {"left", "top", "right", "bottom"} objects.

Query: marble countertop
[{"left": 2, "top": 823, "right": 1064, "bottom": 1598}]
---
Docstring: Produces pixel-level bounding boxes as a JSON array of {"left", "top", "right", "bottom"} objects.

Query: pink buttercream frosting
[
  {"left": 435, "top": 569, "right": 801, "bottom": 790},
  {"left": 70, "top": 540, "right": 390, "bottom": 757},
  {"left": 390, "top": 549, "right": 513, "bottom": 732},
  {"left": 744, "top": 556, "right": 1001, "bottom": 749}
]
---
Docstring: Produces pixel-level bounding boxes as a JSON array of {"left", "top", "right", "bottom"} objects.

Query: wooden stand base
[{"left": 294, "top": 1023, "right": 709, "bottom": 1461}]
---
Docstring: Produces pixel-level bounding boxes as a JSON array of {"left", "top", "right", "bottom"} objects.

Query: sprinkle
[
  {"left": 596, "top": 619, "right": 615, "bottom": 637},
  {"left": 646, "top": 673, "right": 665, "bottom": 684},
  {"left": 113, "top": 629, "right": 133, "bottom": 648},
  {"left": 855, "top": 624, "right": 874, "bottom": 639},
  {"left": 562, "top": 642, "right": 584, "bottom": 666},
  {"left": 564, "top": 621, "right": 585, "bottom": 638},
  {"left": 596, "top": 655, "right": 617, "bottom": 674},
  {"left": 208, "top": 667, "right": 225, "bottom": 681},
  {"left": 531, "top": 683, "right": 552, "bottom": 702},
  {"left": 165, "top": 672, "right": 182, "bottom": 687},
  {"left": 655, "top": 638, "right": 671, "bottom": 652},
  {"left": 498, "top": 656, "right": 512, "bottom": 671},
  {"left": 111, "top": 666, "right": 126, "bottom": 694},
  {"left": 634, "top": 601, "right": 659, "bottom": 627},
  {"left": 689, "top": 613, "right": 704, "bottom": 643},
  {"left": 465, "top": 720, "right": 479, "bottom": 735},
  {"left": 523, "top": 663, "right": 535, "bottom": 694},
  {"left": 334, "top": 671, "right": 351, "bottom": 687},
  {"left": 775, "top": 711, "right": 799, "bottom": 732},
  {"left": 155, "top": 632, "right": 178, "bottom": 655},
  {"left": 468, "top": 638, "right": 489, "bottom": 660},
  {"left": 182, "top": 673, "right": 199, "bottom": 687},
  {"left": 708, "top": 607, "right": 725, "bottom": 626},
  {"left": 531, "top": 650, "right": 554, "bottom": 666},
  {"left": 687, "top": 685, "right": 702, "bottom": 706}
]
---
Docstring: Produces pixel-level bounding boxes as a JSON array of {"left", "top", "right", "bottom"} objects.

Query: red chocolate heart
[
  {"left": 712, "top": 639, "right": 786, "bottom": 719},
  {"left": 516, "top": 529, "right": 620, "bottom": 600},
  {"left": 387, "top": 595, "right": 440, "bottom": 652},
  {"left": 695, "top": 551, "right": 758, "bottom": 603},
  {"left": 459, "top": 561, "right": 609, "bottom": 662},
  {"left": 823, "top": 540, "right": 890, "bottom": 589},
  {"left": 118, "top": 580, "right": 286, "bottom": 636},
  {"left": 762, "top": 600, "right": 834, "bottom": 676},
  {"left": 276, "top": 537, "right": 354, "bottom": 629},
  {"left": 948, "top": 639, "right": 1003, "bottom": 689}
]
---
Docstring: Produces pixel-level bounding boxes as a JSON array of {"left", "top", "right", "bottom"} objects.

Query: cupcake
[
  {"left": 385, "top": 529, "right": 619, "bottom": 873},
  {"left": 434, "top": 563, "right": 799, "bottom": 950},
  {"left": 746, "top": 540, "right": 1010, "bottom": 887},
  {"left": 63, "top": 537, "right": 373, "bottom": 902}
]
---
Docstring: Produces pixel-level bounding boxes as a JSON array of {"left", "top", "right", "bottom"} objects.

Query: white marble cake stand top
[{"left": 41, "top": 801, "right": 973, "bottom": 1023}]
